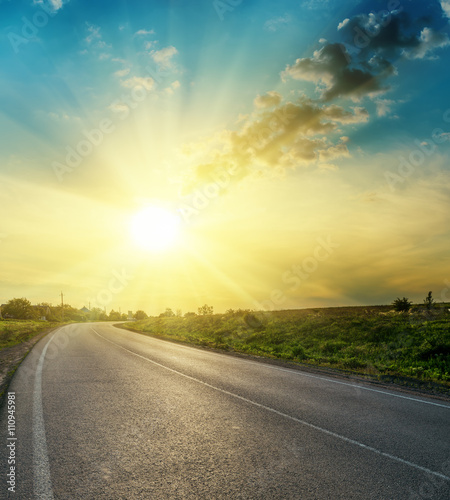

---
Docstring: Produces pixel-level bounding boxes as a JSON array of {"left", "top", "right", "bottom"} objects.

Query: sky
[{"left": 1, "top": 0, "right": 450, "bottom": 315}]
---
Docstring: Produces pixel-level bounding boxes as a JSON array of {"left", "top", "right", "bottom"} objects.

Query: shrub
[{"left": 392, "top": 297, "right": 412, "bottom": 312}]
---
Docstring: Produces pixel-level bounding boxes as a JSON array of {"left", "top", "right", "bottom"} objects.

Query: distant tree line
[{"left": 1, "top": 298, "right": 144, "bottom": 322}]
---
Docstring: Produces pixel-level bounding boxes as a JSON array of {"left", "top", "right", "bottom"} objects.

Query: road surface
[{"left": 1, "top": 322, "right": 449, "bottom": 499}]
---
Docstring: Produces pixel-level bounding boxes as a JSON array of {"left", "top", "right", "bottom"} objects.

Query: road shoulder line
[{"left": 32, "top": 333, "right": 56, "bottom": 499}]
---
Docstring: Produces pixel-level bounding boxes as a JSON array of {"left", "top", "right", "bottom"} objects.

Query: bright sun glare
[{"left": 130, "top": 206, "right": 182, "bottom": 252}]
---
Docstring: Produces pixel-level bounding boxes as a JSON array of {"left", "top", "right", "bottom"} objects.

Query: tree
[
  {"left": 99, "top": 310, "right": 109, "bottom": 321},
  {"left": 423, "top": 291, "right": 435, "bottom": 310},
  {"left": 198, "top": 304, "right": 214, "bottom": 316},
  {"left": 392, "top": 297, "right": 412, "bottom": 312},
  {"left": 89, "top": 307, "right": 104, "bottom": 321},
  {"left": 2, "top": 298, "right": 34, "bottom": 319},
  {"left": 108, "top": 309, "right": 122, "bottom": 321},
  {"left": 134, "top": 310, "right": 148, "bottom": 320},
  {"left": 159, "top": 308, "right": 175, "bottom": 318},
  {"left": 62, "top": 304, "right": 86, "bottom": 322}
]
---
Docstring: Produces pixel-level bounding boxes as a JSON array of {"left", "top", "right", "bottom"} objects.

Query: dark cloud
[
  {"left": 339, "top": 11, "right": 449, "bottom": 60},
  {"left": 284, "top": 6, "right": 449, "bottom": 101},
  {"left": 282, "top": 43, "right": 392, "bottom": 101}
]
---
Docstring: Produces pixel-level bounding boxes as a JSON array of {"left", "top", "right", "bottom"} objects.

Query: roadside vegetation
[
  {"left": 0, "top": 320, "right": 60, "bottom": 350},
  {"left": 122, "top": 299, "right": 450, "bottom": 388},
  {"left": 0, "top": 297, "right": 143, "bottom": 355}
]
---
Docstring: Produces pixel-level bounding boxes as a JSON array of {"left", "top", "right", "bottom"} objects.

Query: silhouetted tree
[
  {"left": 392, "top": 297, "right": 412, "bottom": 312},
  {"left": 423, "top": 291, "right": 435, "bottom": 310}
]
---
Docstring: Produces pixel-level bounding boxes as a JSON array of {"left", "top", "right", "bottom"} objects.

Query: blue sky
[{"left": 1, "top": 0, "right": 450, "bottom": 313}]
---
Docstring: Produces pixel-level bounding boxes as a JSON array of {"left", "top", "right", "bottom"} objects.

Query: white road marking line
[
  {"left": 113, "top": 325, "right": 450, "bottom": 409},
  {"left": 33, "top": 333, "right": 56, "bottom": 499},
  {"left": 240, "top": 361, "right": 450, "bottom": 409},
  {"left": 92, "top": 327, "right": 450, "bottom": 483}
]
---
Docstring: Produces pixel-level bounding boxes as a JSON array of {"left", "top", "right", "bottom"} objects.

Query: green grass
[
  {"left": 121, "top": 305, "right": 450, "bottom": 387},
  {"left": 0, "top": 319, "right": 61, "bottom": 349}
]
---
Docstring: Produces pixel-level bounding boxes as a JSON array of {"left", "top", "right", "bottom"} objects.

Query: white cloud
[
  {"left": 440, "top": 1, "right": 450, "bottom": 19},
  {"left": 151, "top": 46, "right": 178, "bottom": 68},
  {"left": 375, "top": 98, "right": 395, "bottom": 117},
  {"left": 165, "top": 80, "right": 181, "bottom": 95},
  {"left": 135, "top": 29, "right": 155, "bottom": 36},
  {"left": 33, "top": 0, "right": 65, "bottom": 12},
  {"left": 84, "top": 24, "right": 112, "bottom": 53},
  {"left": 121, "top": 76, "right": 155, "bottom": 91},
  {"left": 254, "top": 91, "right": 282, "bottom": 109},
  {"left": 404, "top": 27, "right": 450, "bottom": 59},
  {"left": 114, "top": 68, "right": 130, "bottom": 78},
  {"left": 337, "top": 18, "right": 349, "bottom": 30},
  {"left": 264, "top": 15, "right": 291, "bottom": 32},
  {"left": 85, "top": 24, "right": 101, "bottom": 45}
]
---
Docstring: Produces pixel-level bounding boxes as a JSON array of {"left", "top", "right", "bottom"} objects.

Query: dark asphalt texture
[{"left": 1, "top": 322, "right": 449, "bottom": 499}]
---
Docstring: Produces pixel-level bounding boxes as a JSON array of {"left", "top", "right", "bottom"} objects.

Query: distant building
[
  {"left": 127, "top": 310, "right": 134, "bottom": 320},
  {"left": 80, "top": 306, "right": 90, "bottom": 314}
]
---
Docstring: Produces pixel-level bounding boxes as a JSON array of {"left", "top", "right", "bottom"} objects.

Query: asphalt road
[{"left": 1, "top": 322, "right": 449, "bottom": 499}]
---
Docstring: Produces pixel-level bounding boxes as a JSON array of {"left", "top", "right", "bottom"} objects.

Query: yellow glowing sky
[{"left": 1, "top": 0, "right": 450, "bottom": 314}]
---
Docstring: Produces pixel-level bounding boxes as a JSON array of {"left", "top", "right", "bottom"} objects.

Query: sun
[{"left": 130, "top": 206, "right": 182, "bottom": 252}]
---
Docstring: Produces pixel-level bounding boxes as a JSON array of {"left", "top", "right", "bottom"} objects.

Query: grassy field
[
  {"left": 0, "top": 319, "right": 61, "bottom": 350},
  {"left": 121, "top": 305, "right": 450, "bottom": 388}
]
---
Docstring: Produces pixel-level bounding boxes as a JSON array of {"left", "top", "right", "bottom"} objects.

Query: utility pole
[{"left": 61, "top": 291, "right": 64, "bottom": 322}]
